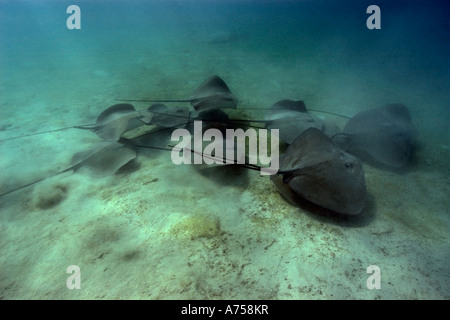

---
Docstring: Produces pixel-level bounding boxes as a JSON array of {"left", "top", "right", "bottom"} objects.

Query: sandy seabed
[{"left": 0, "top": 8, "right": 449, "bottom": 299}]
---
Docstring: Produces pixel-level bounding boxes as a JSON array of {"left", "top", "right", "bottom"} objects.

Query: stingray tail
[
  {"left": 115, "top": 99, "right": 192, "bottom": 103},
  {"left": 0, "top": 167, "right": 72, "bottom": 198}
]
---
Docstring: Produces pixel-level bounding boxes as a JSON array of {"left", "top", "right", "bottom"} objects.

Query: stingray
[
  {"left": 116, "top": 75, "right": 238, "bottom": 112},
  {"left": 271, "top": 127, "right": 367, "bottom": 215},
  {"left": 333, "top": 104, "right": 415, "bottom": 167},
  {"left": 265, "top": 100, "right": 341, "bottom": 144},
  {"left": 0, "top": 103, "right": 153, "bottom": 143},
  {"left": 76, "top": 103, "right": 153, "bottom": 141},
  {"left": 0, "top": 141, "right": 137, "bottom": 197}
]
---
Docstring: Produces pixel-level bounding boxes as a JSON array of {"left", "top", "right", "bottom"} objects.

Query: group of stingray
[{"left": 0, "top": 75, "right": 416, "bottom": 216}]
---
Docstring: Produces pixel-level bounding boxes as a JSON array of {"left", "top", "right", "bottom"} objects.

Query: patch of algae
[{"left": 170, "top": 214, "right": 223, "bottom": 240}]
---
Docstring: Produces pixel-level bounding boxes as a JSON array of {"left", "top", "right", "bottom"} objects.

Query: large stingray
[
  {"left": 333, "top": 104, "right": 415, "bottom": 167},
  {"left": 0, "top": 141, "right": 137, "bottom": 197},
  {"left": 0, "top": 103, "right": 153, "bottom": 143},
  {"left": 272, "top": 127, "right": 367, "bottom": 215},
  {"left": 265, "top": 100, "right": 340, "bottom": 144},
  {"left": 116, "top": 75, "right": 238, "bottom": 112}
]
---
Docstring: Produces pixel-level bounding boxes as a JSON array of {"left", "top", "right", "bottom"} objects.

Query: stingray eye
[{"left": 345, "top": 162, "right": 353, "bottom": 169}]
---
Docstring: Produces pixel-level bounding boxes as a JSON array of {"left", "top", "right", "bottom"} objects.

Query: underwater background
[{"left": 0, "top": 0, "right": 449, "bottom": 299}]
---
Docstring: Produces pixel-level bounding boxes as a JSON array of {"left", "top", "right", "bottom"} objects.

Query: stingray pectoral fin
[
  {"left": 138, "top": 109, "right": 153, "bottom": 124},
  {"left": 72, "top": 142, "right": 137, "bottom": 177},
  {"left": 270, "top": 174, "right": 306, "bottom": 208}
]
